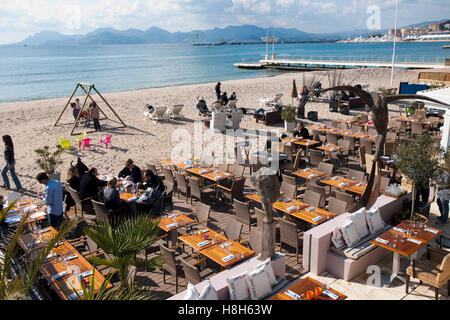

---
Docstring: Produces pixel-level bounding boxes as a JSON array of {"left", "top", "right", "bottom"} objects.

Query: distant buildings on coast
[{"left": 339, "top": 20, "right": 450, "bottom": 43}]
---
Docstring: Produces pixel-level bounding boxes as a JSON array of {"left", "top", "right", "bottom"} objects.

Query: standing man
[
  {"left": 90, "top": 101, "right": 101, "bottom": 131},
  {"left": 215, "top": 82, "right": 221, "bottom": 100},
  {"left": 36, "top": 172, "right": 64, "bottom": 229}
]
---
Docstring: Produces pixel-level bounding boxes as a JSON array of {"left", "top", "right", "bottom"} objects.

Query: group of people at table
[{"left": 30, "top": 159, "right": 165, "bottom": 229}]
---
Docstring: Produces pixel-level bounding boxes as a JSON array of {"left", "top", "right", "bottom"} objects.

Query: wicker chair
[
  {"left": 303, "top": 190, "right": 322, "bottom": 208},
  {"left": 217, "top": 178, "right": 245, "bottom": 210},
  {"left": 317, "top": 162, "right": 334, "bottom": 176},
  {"left": 219, "top": 219, "right": 243, "bottom": 241},
  {"left": 282, "top": 173, "right": 297, "bottom": 186},
  {"left": 306, "top": 184, "right": 326, "bottom": 208},
  {"left": 386, "top": 131, "right": 397, "bottom": 142},
  {"left": 326, "top": 133, "right": 338, "bottom": 145},
  {"left": 358, "top": 145, "right": 366, "bottom": 171},
  {"left": 411, "top": 122, "right": 427, "bottom": 137},
  {"left": 240, "top": 227, "right": 262, "bottom": 253},
  {"left": 91, "top": 199, "right": 110, "bottom": 220},
  {"left": 280, "top": 181, "right": 297, "bottom": 200},
  {"left": 327, "top": 197, "right": 349, "bottom": 215},
  {"left": 188, "top": 177, "right": 216, "bottom": 206},
  {"left": 174, "top": 172, "right": 190, "bottom": 203},
  {"left": 405, "top": 245, "right": 450, "bottom": 300},
  {"left": 331, "top": 139, "right": 350, "bottom": 169},
  {"left": 66, "top": 186, "right": 95, "bottom": 217},
  {"left": 334, "top": 189, "right": 355, "bottom": 208},
  {"left": 233, "top": 198, "right": 257, "bottom": 232},
  {"left": 309, "top": 150, "right": 323, "bottom": 167},
  {"left": 279, "top": 218, "right": 304, "bottom": 263},
  {"left": 347, "top": 169, "right": 366, "bottom": 183},
  {"left": 360, "top": 139, "right": 374, "bottom": 155}
]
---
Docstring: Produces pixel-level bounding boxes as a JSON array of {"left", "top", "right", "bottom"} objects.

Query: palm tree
[
  {"left": 0, "top": 203, "right": 80, "bottom": 300},
  {"left": 83, "top": 215, "right": 164, "bottom": 288}
]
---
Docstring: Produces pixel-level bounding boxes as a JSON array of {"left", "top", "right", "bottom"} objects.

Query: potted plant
[
  {"left": 394, "top": 135, "right": 444, "bottom": 222},
  {"left": 34, "top": 145, "right": 64, "bottom": 181},
  {"left": 281, "top": 105, "right": 296, "bottom": 132},
  {"left": 395, "top": 208, "right": 428, "bottom": 225}
]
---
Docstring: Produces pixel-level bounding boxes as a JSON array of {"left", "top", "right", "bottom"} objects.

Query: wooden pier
[{"left": 235, "top": 56, "right": 445, "bottom": 70}]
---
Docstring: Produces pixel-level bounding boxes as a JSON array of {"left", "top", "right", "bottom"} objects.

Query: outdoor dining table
[
  {"left": 245, "top": 193, "right": 335, "bottom": 226},
  {"left": 19, "top": 227, "right": 112, "bottom": 300},
  {"left": 292, "top": 168, "right": 328, "bottom": 181},
  {"left": 268, "top": 276, "right": 347, "bottom": 300},
  {"left": 395, "top": 117, "right": 432, "bottom": 126},
  {"left": 3, "top": 198, "right": 48, "bottom": 229},
  {"left": 159, "top": 211, "right": 196, "bottom": 246},
  {"left": 370, "top": 222, "right": 442, "bottom": 286},
  {"left": 185, "top": 167, "right": 234, "bottom": 183},
  {"left": 317, "top": 144, "right": 342, "bottom": 153},
  {"left": 320, "top": 176, "right": 367, "bottom": 195}
]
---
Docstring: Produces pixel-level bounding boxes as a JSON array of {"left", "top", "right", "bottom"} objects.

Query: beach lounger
[
  {"left": 210, "top": 111, "right": 227, "bottom": 133},
  {"left": 165, "top": 104, "right": 184, "bottom": 120},
  {"left": 226, "top": 99, "right": 238, "bottom": 112},
  {"left": 146, "top": 107, "right": 167, "bottom": 123},
  {"left": 259, "top": 93, "right": 283, "bottom": 108}
]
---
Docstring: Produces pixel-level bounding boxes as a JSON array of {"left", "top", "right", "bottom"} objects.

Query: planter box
[{"left": 284, "top": 121, "right": 295, "bottom": 133}]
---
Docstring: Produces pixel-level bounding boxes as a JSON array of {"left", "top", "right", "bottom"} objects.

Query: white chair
[
  {"left": 226, "top": 99, "right": 238, "bottom": 112},
  {"left": 259, "top": 93, "right": 282, "bottom": 108},
  {"left": 6, "top": 192, "right": 21, "bottom": 204},
  {"left": 271, "top": 94, "right": 283, "bottom": 106},
  {"left": 226, "top": 109, "right": 243, "bottom": 130},
  {"left": 211, "top": 112, "right": 227, "bottom": 132},
  {"left": 148, "top": 107, "right": 167, "bottom": 123},
  {"left": 165, "top": 104, "right": 184, "bottom": 120}
]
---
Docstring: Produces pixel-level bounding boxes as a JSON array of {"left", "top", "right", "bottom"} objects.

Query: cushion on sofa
[
  {"left": 349, "top": 208, "right": 369, "bottom": 239},
  {"left": 366, "top": 206, "right": 386, "bottom": 234},
  {"left": 245, "top": 267, "right": 272, "bottom": 300},
  {"left": 252, "top": 258, "right": 277, "bottom": 287},
  {"left": 331, "top": 226, "right": 345, "bottom": 249},
  {"left": 184, "top": 283, "right": 200, "bottom": 300},
  {"left": 227, "top": 273, "right": 250, "bottom": 300},
  {"left": 340, "top": 220, "right": 360, "bottom": 247},
  {"left": 198, "top": 280, "right": 218, "bottom": 300}
]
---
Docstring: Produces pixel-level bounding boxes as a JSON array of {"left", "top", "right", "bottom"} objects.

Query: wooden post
[
  {"left": 54, "top": 83, "right": 79, "bottom": 127},
  {"left": 71, "top": 86, "right": 92, "bottom": 135},
  {"left": 92, "top": 85, "right": 127, "bottom": 127}
]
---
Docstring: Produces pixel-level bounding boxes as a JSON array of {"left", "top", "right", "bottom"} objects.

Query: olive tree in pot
[
  {"left": 394, "top": 135, "right": 444, "bottom": 221},
  {"left": 281, "top": 105, "right": 296, "bottom": 133},
  {"left": 34, "top": 145, "right": 64, "bottom": 181}
]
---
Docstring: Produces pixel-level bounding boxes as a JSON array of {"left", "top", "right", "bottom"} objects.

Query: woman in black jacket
[
  {"left": 1, "top": 135, "right": 22, "bottom": 191},
  {"left": 138, "top": 170, "right": 165, "bottom": 193}
]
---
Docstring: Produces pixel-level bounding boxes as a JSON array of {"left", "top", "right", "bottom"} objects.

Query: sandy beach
[{"left": 0, "top": 67, "right": 444, "bottom": 199}]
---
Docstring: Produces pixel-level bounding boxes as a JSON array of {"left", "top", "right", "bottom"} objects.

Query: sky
[{"left": 0, "top": 0, "right": 448, "bottom": 44}]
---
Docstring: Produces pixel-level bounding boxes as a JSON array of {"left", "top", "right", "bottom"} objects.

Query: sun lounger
[
  {"left": 226, "top": 99, "right": 238, "bottom": 112},
  {"left": 165, "top": 104, "right": 184, "bottom": 120},
  {"left": 146, "top": 107, "right": 167, "bottom": 123},
  {"left": 259, "top": 93, "right": 283, "bottom": 108}
]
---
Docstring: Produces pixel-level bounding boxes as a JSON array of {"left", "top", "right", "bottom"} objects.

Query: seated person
[
  {"left": 118, "top": 159, "right": 142, "bottom": 184},
  {"left": 229, "top": 92, "right": 237, "bottom": 101},
  {"left": 146, "top": 104, "right": 155, "bottom": 114},
  {"left": 138, "top": 170, "right": 165, "bottom": 193},
  {"left": 101, "top": 177, "right": 129, "bottom": 215},
  {"left": 293, "top": 122, "right": 310, "bottom": 140},
  {"left": 220, "top": 92, "right": 229, "bottom": 105},
  {"left": 79, "top": 168, "right": 107, "bottom": 201},
  {"left": 64, "top": 166, "right": 81, "bottom": 212}
]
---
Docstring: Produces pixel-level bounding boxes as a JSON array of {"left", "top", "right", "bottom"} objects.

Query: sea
[{"left": 0, "top": 41, "right": 447, "bottom": 103}]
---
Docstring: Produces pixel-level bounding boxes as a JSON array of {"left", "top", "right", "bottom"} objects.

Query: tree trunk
[
  {"left": 260, "top": 218, "right": 276, "bottom": 261},
  {"left": 410, "top": 183, "right": 416, "bottom": 221}
]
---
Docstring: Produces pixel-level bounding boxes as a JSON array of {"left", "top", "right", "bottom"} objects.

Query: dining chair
[
  {"left": 66, "top": 186, "right": 95, "bottom": 217},
  {"left": 91, "top": 199, "right": 110, "bottom": 220},
  {"left": 303, "top": 190, "right": 322, "bottom": 208},
  {"left": 217, "top": 178, "right": 245, "bottom": 210},
  {"left": 360, "top": 139, "right": 374, "bottom": 155},
  {"left": 351, "top": 124, "right": 363, "bottom": 133},
  {"left": 309, "top": 150, "right": 323, "bottom": 167},
  {"left": 188, "top": 177, "right": 216, "bottom": 206},
  {"left": 327, "top": 197, "right": 349, "bottom": 215},
  {"left": 231, "top": 164, "right": 245, "bottom": 179},
  {"left": 280, "top": 181, "right": 297, "bottom": 200},
  {"left": 317, "top": 162, "right": 334, "bottom": 176},
  {"left": 306, "top": 184, "right": 326, "bottom": 208},
  {"left": 343, "top": 135, "right": 356, "bottom": 155},
  {"left": 358, "top": 145, "right": 366, "bottom": 171},
  {"left": 174, "top": 172, "right": 190, "bottom": 203},
  {"left": 180, "top": 257, "right": 211, "bottom": 286},
  {"left": 282, "top": 173, "right": 297, "bottom": 187},
  {"left": 347, "top": 169, "right": 365, "bottom": 183},
  {"left": 386, "top": 131, "right": 397, "bottom": 142},
  {"left": 368, "top": 127, "right": 377, "bottom": 136},
  {"left": 411, "top": 122, "right": 427, "bottom": 137},
  {"left": 162, "top": 167, "right": 176, "bottom": 192},
  {"left": 233, "top": 198, "right": 257, "bottom": 233},
  {"left": 279, "top": 218, "right": 304, "bottom": 264},
  {"left": 220, "top": 219, "right": 243, "bottom": 241},
  {"left": 240, "top": 227, "right": 262, "bottom": 253},
  {"left": 334, "top": 189, "right": 355, "bottom": 208},
  {"left": 331, "top": 139, "right": 350, "bottom": 169},
  {"left": 326, "top": 133, "right": 338, "bottom": 146}
]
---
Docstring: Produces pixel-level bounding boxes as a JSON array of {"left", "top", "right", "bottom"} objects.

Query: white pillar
[{"left": 442, "top": 109, "right": 450, "bottom": 150}]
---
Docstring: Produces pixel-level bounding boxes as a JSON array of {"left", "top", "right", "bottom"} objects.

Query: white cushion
[
  {"left": 349, "top": 207, "right": 369, "bottom": 239},
  {"left": 227, "top": 273, "right": 250, "bottom": 300},
  {"left": 183, "top": 283, "right": 199, "bottom": 300},
  {"left": 198, "top": 280, "right": 218, "bottom": 300},
  {"left": 331, "top": 226, "right": 345, "bottom": 249},
  {"left": 245, "top": 267, "right": 272, "bottom": 300},
  {"left": 340, "top": 220, "right": 360, "bottom": 247},
  {"left": 366, "top": 206, "right": 386, "bottom": 234},
  {"left": 252, "top": 258, "right": 277, "bottom": 287}
]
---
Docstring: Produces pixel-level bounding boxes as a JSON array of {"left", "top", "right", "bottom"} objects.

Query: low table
[
  {"left": 268, "top": 276, "right": 347, "bottom": 300},
  {"left": 370, "top": 222, "right": 442, "bottom": 286}
]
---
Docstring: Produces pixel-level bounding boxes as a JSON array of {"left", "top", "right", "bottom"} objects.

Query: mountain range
[{"left": 6, "top": 20, "right": 447, "bottom": 47}]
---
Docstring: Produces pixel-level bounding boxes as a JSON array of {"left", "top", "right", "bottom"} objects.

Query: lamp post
[{"left": 390, "top": 0, "right": 399, "bottom": 88}]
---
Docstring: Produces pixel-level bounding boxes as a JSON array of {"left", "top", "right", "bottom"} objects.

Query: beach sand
[{"left": 0, "top": 67, "right": 443, "bottom": 198}]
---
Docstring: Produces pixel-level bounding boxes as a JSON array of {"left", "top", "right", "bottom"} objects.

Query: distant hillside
[{"left": 6, "top": 19, "right": 447, "bottom": 46}]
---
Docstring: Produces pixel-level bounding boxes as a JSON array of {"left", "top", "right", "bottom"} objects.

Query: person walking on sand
[
  {"left": 215, "top": 82, "right": 221, "bottom": 100},
  {"left": 90, "top": 101, "right": 101, "bottom": 131},
  {"left": 1, "top": 135, "right": 22, "bottom": 191}
]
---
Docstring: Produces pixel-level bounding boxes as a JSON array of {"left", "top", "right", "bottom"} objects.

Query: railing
[{"left": 258, "top": 55, "right": 445, "bottom": 64}]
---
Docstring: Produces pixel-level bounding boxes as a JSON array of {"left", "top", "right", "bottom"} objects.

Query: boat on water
[{"left": 443, "top": 45, "right": 450, "bottom": 49}]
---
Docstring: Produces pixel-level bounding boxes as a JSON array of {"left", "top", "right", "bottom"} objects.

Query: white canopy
[{"left": 417, "top": 86, "right": 450, "bottom": 149}]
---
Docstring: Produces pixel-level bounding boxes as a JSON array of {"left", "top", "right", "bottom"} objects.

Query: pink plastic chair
[
  {"left": 100, "top": 136, "right": 112, "bottom": 148},
  {"left": 80, "top": 138, "right": 92, "bottom": 150}
]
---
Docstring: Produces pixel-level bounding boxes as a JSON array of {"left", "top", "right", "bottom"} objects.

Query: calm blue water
[{"left": 0, "top": 41, "right": 447, "bottom": 103}]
